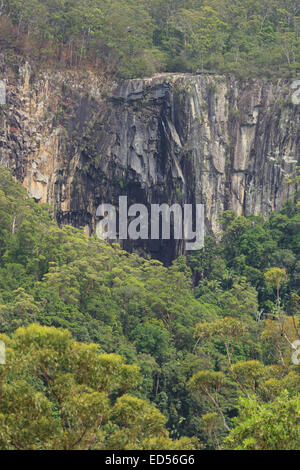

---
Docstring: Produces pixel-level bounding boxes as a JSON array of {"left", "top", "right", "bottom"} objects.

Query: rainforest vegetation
[
  {"left": 0, "top": 167, "right": 299, "bottom": 449},
  {"left": 0, "top": 0, "right": 300, "bottom": 451},
  {"left": 0, "top": 0, "right": 299, "bottom": 78}
]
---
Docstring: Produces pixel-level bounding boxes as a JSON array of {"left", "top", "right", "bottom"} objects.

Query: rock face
[{"left": 0, "top": 58, "right": 299, "bottom": 264}]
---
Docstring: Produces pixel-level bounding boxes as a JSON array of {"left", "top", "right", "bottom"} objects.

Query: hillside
[
  {"left": 1, "top": 0, "right": 300, "bottom": 78},
  {"left": 0, "top": 168, "right": 299, "bottom": 449},
  {"left": 0, "top": 0, "right": 299, "bottom": 452}
]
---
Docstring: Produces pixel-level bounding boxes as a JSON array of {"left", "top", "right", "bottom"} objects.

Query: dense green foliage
[
  {"left": 225, "top": 392, "right": 300, "bottom": 450},
  {"left": 0, "top": 324, "right": 197, "bottom": 449},
  {"left": 0, "top": 167, "right": 299, "bottom": 449},
  {"left": 1, "top": 0, "right": 299, "bottom": 78}
]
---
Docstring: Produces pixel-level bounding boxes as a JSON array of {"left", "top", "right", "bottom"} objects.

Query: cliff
[{"left": 0, "top": 58, "right": 299, "bottom": 263}]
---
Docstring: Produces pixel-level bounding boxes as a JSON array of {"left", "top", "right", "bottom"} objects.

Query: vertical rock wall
[{"left": 0, "top": 59, "right": 299, "bottom": 263}]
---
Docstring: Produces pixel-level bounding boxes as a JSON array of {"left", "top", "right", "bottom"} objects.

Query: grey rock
[{"left": 0, "top": 61, "right": 299, "bottom": 264}]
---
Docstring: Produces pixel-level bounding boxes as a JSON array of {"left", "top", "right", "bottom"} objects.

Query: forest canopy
[
  {"left": 1, "top": 0, "right": 299, "bottom": 78},
  {"left": 0, "top": 167, "right": 299, "bottom": 449}
]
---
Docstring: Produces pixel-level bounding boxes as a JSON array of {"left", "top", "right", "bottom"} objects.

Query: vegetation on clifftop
[{"left": 1, "top": 0, "right": 299, "bottom": 78}]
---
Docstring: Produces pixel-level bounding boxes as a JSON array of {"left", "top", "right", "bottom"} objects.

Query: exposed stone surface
[{"left": 0, "top": 58, "right": 299, "bottom": 263}]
